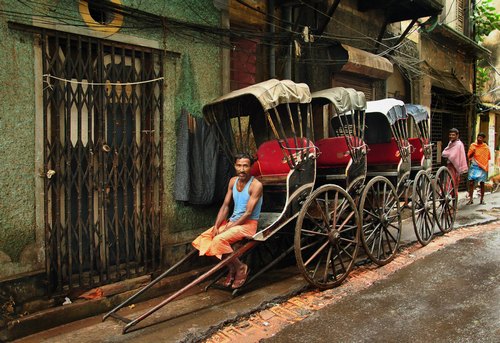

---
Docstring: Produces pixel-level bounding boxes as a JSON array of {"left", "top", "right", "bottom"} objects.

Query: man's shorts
[{"left": 468, "top": 163, "right": 488, "bottom": 183}]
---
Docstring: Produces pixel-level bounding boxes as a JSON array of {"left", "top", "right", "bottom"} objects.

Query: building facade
[
  {"left": 0, "top": 0, "right": 489, "bottom": 329},
  {"left": 0, "top": 0, "right": 227, "bottom": 311}
]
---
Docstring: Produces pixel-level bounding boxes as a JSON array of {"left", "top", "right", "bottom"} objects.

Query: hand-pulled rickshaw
[
  {"left": 294, "top": 87, "right": 368, "bottom": 289},
  {"left": 363, "top": 100, "right": 457, "bottom": 249},
  {"left": 405, "top": 104, "right": 458, "bottom": 236},
  {"left": 103, "top": 79, "right": 325, "bottom": 333},
  {"left": 101, "top": 81, "right": 457, "bottom": 334},
  {"left": 207, "top": 84, "right": 369, "bottom": 290},
  {"left": 311, "top": 94, "right": 402, "bottom": 267}
]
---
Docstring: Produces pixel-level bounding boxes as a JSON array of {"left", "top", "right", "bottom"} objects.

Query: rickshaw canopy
[
  {"left": 366, "top": 98, "right": 406, "bottom": 126},
  {"left": 405, "top": 104, "right": 429, "bottom": 124},
  {"left": 202, "top": 79, "right": 311, "bottom": 122},
  {"left": 311, "top": 87, "right": 366, "bottom": 113}
]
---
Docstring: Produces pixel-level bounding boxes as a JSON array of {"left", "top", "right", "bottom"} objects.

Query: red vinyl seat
[
  {"left": 251, "top": 138, "right": 313, "bottom": 183},
  {"left": 409, "top": 137, "right": 424, "bottom": 163},
  {"left": 315, "top": 137, "right": 351, "bottom": 168},
  {"left": 366, "top": 138, "right": 400, "bottom": 165}
]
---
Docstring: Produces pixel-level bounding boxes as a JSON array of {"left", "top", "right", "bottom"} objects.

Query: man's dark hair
[
  {"left": 234, "top": 152, "right": 254, "bottom": 165},
  {"left": 478, "top": 132, "right": 486, "bottom": 138},
  {"left": 449, "top": 128, "right": 459, "bottom": 134}
]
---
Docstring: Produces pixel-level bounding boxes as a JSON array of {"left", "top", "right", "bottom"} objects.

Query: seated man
[{"left": 192, "top": 153, "right": 263, "bottom": 289}]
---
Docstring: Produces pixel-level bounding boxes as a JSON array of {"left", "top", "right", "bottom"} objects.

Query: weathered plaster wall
[
  {"left": 0, "top": 0, "right": 224, "bottom": 278},
  {"left": 420, "top": 36, "right": 474, "bottom": 93},
  {"left": 299, "top": 0, "right": 388, "bottom": 91},
  {"left": 0, "top": 0, "right": 40, "bottom": 277},
  {"left": 333, "top": 0, "right": 386, "bottom": 51},
  {"left": 386, "top": 68, "right": 409, "bottom": 101}
]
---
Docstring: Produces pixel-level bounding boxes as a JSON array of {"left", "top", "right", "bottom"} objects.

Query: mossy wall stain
[{"left": 0, "top": 2, "right": 36, "bottom": 263}]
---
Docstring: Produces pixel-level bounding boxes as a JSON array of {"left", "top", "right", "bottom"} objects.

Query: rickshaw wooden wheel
[
  {"left": 294, "top": 184, "right": 360, "bottom": 289},
  {"left": 434, "top": 166, "right": 457, "bottom": 233},
  {"left": 359, "top": 176, "right": 402, "bottom": 265},
  {"left": 396, "top": 172, "right": 410, "bottom": 208},
  {"left": 411, "top": 170, "right": 437, "bottom": 246}
]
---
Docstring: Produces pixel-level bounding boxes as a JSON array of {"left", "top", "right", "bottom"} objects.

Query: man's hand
[
  {"left": 211, "top": 226, "right": 219, "bottom": 238},
  {"left": 212, "top": 222, "right": 231, "bottom": 238}
]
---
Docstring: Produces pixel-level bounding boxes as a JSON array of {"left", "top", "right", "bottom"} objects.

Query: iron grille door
[{"left": 41, "top": 31, "right": 163, "bottom": 293}]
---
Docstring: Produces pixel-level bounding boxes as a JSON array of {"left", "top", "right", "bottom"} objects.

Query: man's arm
[
  {"left": 467, "top": 144, "right": 475, "bottom": 159},
  {"left": 213, "top": 177, "right": 236, "bottom": 232},
  {"left": 225, "top": 180, "right": 263, "bottom": 230}
]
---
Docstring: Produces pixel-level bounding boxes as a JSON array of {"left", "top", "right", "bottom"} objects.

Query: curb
[{"left": 0, "top": 267, "right": 208, "bottom": 341}]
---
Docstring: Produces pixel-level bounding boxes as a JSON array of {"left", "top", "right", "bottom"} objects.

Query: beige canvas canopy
[
  {"left": 203, "top": 79, "right": 311, "bottom": 122},
  {"left": 311, "top": 87, "right": 366, "bottom": 113}
]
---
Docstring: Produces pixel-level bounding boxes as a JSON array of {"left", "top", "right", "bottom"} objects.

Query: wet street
[
  {"left": 12, "top": 192, "right": 500, "bottom": 343},
  {"left": 263, "top": 224, "right": 500, "bottom": 343}
]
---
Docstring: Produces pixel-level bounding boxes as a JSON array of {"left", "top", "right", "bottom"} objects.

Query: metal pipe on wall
[
  {"left": 283, "top": 5, "right": 292, "bottom": 79},
  {"left": 268, "top": 0, "right": 275, "bottom": 78}
]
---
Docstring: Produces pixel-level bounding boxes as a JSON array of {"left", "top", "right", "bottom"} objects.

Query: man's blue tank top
[{"left": 229, "top": 176, "right": 263, "bottom": 222}]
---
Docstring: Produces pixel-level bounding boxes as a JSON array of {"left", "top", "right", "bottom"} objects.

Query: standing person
[
  {"left": 442, "top": 128, "right": 468, "bottom": 194},
  {"left": 192, "top": 153, "right": 263, "bottom": 289},
  {"left": 467, "top": 132, "right": 491, "bottom": 204}
]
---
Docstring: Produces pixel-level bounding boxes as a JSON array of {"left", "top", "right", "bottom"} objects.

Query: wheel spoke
[
  {"left": 304, "top": 240, "right": 329, "bottom": 267},
  {"left": 363, "top": 208, "right": 379, "bottom": 218},
  {"left": 424, "top": 212, "right": 433, "bottom": 237},
  {"left": 312, "top": 254, "right": 322, "bottom": 279},
  {"left": 330, "top": 251, "right": 338, "bottom": 280},
  {"left": 333, "top": 242, "right": 348, "bottom": 272},
  {"left": 382, "top": 182, "right": 389, "bottom": 208},
  {"left": 305, "top": 212, "right": 328, "bottom": 232},
  {"left": 313, "top": 199, "right": 329, "bottom": 227},
  {"left": 300, "top": 239, "right": 322, "bottom": 251},
  {"left": 301, "top": 228, "right": 329, "bottom": 237},
  {"left": 376, "top": 227, "right": 384, "bottom": 259},
  {"left": 365, "top": 222, "right": 382, "bottom": 241},
  {"left": 366, "top": 193, "right": 378, "bottom": 213},
  {"left": 329, "top": 191, "right": 337, "bottom": 226},
  {"left": 336, "top": 211, "right": 355, "bottom": 232},
  {"left": 384, "top": 225, "right": 398, "bottom": 243},
  {"left": 323, "top": 247, "right": 333, "bottom": 283}
]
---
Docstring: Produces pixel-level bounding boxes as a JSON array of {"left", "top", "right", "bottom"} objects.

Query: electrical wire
[
  {"left": 3, "top": 0, "right": 484, "bottom": 89},
  {"left": 43, "top": 74, "right": 164, "bottom": 86}
]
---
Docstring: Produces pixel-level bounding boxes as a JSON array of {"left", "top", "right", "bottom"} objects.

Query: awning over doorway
[
  {"left": 429, "top": 66, "right": 472, "bottom": 95},
  {"left": 335, "top": 44, "right": 394, "bottom": 80},
  {"left": 358, "top": 0, "right": 444, "bottom": 23}
]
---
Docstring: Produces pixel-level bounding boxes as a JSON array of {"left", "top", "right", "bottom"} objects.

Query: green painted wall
[
  {"left": 0, "top": 0, "right": 37, "bottom": 270},
  {"left": 0, "top": 0, "right": 224, "bottom": 278}
]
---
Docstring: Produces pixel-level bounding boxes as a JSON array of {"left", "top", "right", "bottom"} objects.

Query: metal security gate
[
  {"left": 431, "top": 87, "right": 470, "bottom": 190},
  {"left": 41, "top": 30, "right": 164, "bottom": 293}
]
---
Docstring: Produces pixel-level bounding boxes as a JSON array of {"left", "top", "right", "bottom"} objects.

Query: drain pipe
[
  {"left": 268, "top": 0, "right": 276, "bottom": 78},
  {"left": 283, "top": 4, "right": 292, "bottom": 79}
]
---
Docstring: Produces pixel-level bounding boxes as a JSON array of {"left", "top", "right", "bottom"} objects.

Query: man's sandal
[
  {"left": 232, "top": 264, "right": 249, "bottom": 289},
  {"left": 219, "top": 272, "right": 234, "bottom": 288}
]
